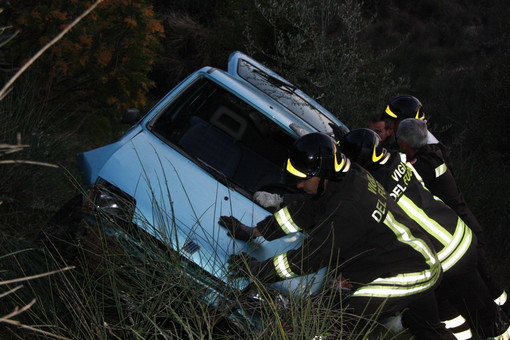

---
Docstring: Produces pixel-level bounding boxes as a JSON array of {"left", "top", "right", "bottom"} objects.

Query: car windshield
[
  {"left": 148, "top": 77, "right": 295, "bottom": 195},
  {"left": 236, "top": 58, "right": 335, "bottom": 133}
]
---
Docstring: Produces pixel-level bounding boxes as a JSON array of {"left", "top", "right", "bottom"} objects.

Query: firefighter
[
  {"left": 397, "top": 118, "right": 509, "bottom": 317},
  {"left": 368, "top": 113, "right": 395, "bottom": 149},
  {"left": 220, "top": 132, "right": 456, "bottom": 340},
  {"left": 380, "top": 95, "right": 444, "bottom": 152},
  {"left": 339, "top": 128, "right": 510, "bottom": 339}
]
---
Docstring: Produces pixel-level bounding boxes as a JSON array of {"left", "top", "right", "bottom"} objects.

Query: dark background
[{"left": 1, "top": 1, "right": 509, "bottom": 337}]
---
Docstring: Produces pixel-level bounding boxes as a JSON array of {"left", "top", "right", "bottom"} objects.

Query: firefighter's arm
[
  {"left": 219, "top": 216, "right": 261, "bottom": 241},
  {"left": 227, "top": 252, "right": 280, "bottom": 282},
  {"left": 256, "top": 199, "right": 320, "bottom": 241},
  {"left": 228, "top": 229, "right": 331, "bottom": 282},
  {"left": 227, "top": 249, "right": 322, "bottom": 283},
  {"left": 412, "top": 160, "right": 436, "bottom": 191},
  {"left": 219, "top": 207, "right": 308, "bottom": 243}
]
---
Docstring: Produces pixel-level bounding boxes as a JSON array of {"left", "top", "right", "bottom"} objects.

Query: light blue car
[{"left": 76, "top": 51, "right": 349, "bottom": 328}]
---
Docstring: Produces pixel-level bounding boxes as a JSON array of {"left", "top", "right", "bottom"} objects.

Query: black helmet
[
  {"left": 383, "top": 95, "right": 425, "bottom": 120},
  {"left": 286, "top": 133, "right": 349, "bottom": 181},
  {"left": 339, "top": 128, "right": 390, "bottom": 171}
]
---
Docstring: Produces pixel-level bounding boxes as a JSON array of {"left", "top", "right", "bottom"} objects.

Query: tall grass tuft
[
  {"left": 25, "top": 166, "right": 412, "bottom": 339},
  {"left": 28, "top": 212, "right": 408, "bottom": 339}
]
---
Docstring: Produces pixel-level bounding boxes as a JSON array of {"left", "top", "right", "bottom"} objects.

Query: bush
[
  {"left": 5, "top": 0, "right": 164, "bottom": 118},
  {"left": 213, "top": 0, "right": 408, "bottom": 128}
]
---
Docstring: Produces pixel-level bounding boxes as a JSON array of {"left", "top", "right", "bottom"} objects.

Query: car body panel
[{"left": 77, "top": 123, "right": 147, "bottom": 188}]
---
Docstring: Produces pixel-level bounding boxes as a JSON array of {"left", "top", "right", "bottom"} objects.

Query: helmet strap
[{"left": 314, "top": 177, "right": 326, "bottom": 199}]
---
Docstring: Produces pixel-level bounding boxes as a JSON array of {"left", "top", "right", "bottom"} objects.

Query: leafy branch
[{"left": 0, "top": 0, "right": 105, "bottom": 100}]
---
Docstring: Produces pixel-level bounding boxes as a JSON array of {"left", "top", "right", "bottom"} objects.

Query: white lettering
[
  {"left": 389, "top": 184, "right": 406, "bottom": 200},
  {"left": 372, "top": 199, "right": 387, "bottom": 222},
  {"left": 372, "top": 210, "right": 382, "bottom": 222},
  {"left": 391, "top": 162, "right": 407, "bottom": 181}
]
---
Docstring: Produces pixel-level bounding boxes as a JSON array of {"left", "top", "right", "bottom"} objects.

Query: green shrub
[
  {"left": 5, "top": 0, "right": 164, "bottom": 118},
  {"left": 213, "top": 0, "right": 408, "bottom": 128}
]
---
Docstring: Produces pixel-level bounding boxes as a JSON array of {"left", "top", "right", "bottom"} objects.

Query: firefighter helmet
[
  {"left": 340, "top": 128, "right": 390, "bottom": 171},
  {"left": 383, "top": 95, "right": 425, "bottom": 120},
  {"left": 286, "top": 133, "right": 349, "bottom": 180}
]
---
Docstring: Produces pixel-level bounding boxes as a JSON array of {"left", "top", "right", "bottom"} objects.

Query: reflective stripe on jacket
[
  {"left": 371, "top": 152, "right": 473, "bottom": 272},
  {"left": 255, "top": 163, "right": 442, "bottom": 296}
]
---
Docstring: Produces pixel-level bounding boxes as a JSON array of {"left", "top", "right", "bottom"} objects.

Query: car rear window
[
  {"left": 236, "top": 58, "right": 336, "bottom": 134},
  {"left": 149, "top": 77, "right": 295, "bottom": 194}
]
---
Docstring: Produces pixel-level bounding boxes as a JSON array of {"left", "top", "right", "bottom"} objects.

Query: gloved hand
[
  {"left": 253, "top": 191, "right": 283, "bottom": 209},
  {"left": 329, "top": 122, "right": 349, "bottom": 143},
  {"left": 219, "top": 216, "right": 253, "bottom": 241},
  {"left": 227, "top": 252, "right": 262, "bottom": 278}
]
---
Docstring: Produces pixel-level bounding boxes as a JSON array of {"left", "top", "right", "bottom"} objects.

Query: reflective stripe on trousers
[
  {"left": 496, "top": 291, "right": 508, "bottom": 306},
  {"left": 490, "top": 323, "right": 510, "bottom": 340},
  {"left": 443, "top": 314, "right": 473, "bottom": 340}
]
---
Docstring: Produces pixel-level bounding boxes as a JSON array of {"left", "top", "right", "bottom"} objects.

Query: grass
[
  {"left": 0, "top": 158, "right": 410, "bottom": 339},
  {"left": 1, "top": 207, "right": 409, "bottom": 339}
]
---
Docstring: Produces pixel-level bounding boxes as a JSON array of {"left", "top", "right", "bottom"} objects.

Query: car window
[
  {"left": 234, "top": 58, "right": 337, "bottom": 134},
  {"left": 149, "top": 77, "right": 295, "bottom": 194}
]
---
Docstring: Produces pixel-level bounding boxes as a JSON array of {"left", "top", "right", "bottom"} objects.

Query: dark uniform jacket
[
  {"left": 410, "top": 146, "right": 508, "bottom": 327},
  {"left": 371, "top": 151, "right": 473, "bottom": 273},
  {"left": 410, "top": 144, "right": 484, "bottom": 243},
  {"left": 254, "top": 162, "right": 442, "bottom": 298},
  {"left": 382, "top": 133, "right": 398, "bottom": 151}
]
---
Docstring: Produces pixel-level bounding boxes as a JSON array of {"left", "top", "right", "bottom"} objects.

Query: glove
[
  {"left": 253, "top": 191, "right": 283, "bottom": 209},
  {"left": 227, "top": 252, "right": 262, "bottom": 278},
  {"left": 329, "top": 123, "right": 349, "bottom": 142},
  {"left": 219, "top": 216, "right": 253, "bottom": 241}
]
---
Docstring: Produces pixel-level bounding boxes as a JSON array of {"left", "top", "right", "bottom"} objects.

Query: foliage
[
  {"left": 0, "top": 10, "right": 16, "bottom": 50},
  {"left": 423, "top": 3, "right": 510, "bottom": 285},
  {"left": 209, "top": 0, "right": 273, "bottom": 64},
  {"left": 4, "top": 0, "right": 164, "bottom": 117},
  {"left": 148, "top": 12, "right": 213, "bottom": 99},
  {"left": 0, "top": 76, "right": 77, "bottom": 214},
  {"left": 212, "top": 0, "right": 408, "bottom": 128},
  {"left": 362, "top": 0, "right": 482, "bottom": 84}
]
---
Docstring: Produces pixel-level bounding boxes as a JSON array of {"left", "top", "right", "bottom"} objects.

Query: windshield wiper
[
  {"left": 252, "top": 69, "right": 296, "bottom": 94},
  {"left": 194, "top": 157, "right": 231, "bottom": 185}
]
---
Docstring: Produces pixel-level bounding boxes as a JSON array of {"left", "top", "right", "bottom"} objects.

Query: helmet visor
[
  {"left": 286, "top": 158, "right": 310, "bottom": 179},
  {"left": 286, "top": 150, "right": 345, "bottom": 179}
]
